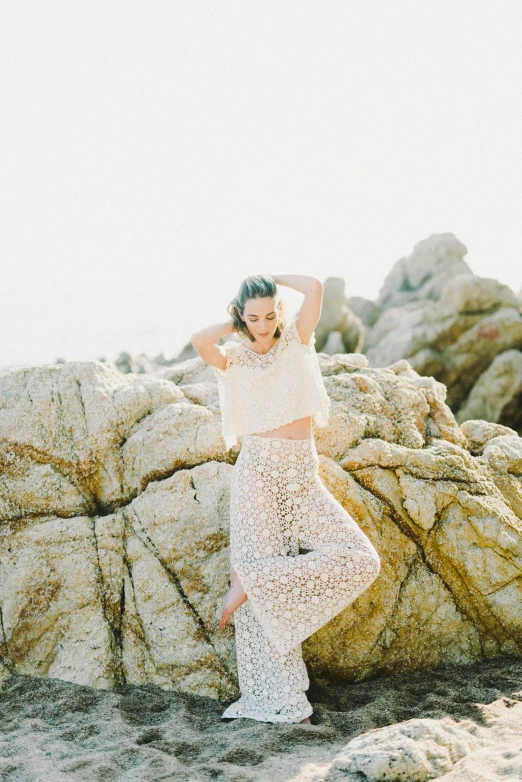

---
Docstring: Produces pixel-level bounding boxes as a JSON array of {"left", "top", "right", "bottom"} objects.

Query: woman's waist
[
  {"left": 249, "top": 416, "right": 313, "bottom": 441},
  {"left": 225, "top": 409, "right": 318, "bottom": 438}
]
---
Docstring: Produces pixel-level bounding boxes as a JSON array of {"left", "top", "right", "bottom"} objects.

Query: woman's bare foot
[{"left": 219, "top": 569, "right": 248, "bottom": 629}]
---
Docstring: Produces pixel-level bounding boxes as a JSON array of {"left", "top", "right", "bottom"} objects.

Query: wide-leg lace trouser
[{"left": 221, "top": 434, "right": 381, "bottom": 724}]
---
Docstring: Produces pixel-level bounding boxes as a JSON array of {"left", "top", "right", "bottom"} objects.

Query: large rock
[
  {"left": 0, "top": 355, "right": 521, "bottom": 701},
  {"left": 314, "top": 277, "right": 364, "bottom": 354},
  {"left": 324, "top": 716, "right": 482, "bottom": 781},
  {"left": 0, "top": 361, "right": 238, "bottom": 700},
  {"left": 362, "top": 233, "right": 522, "bottom": 430},
  {"left": 456, "top": 349, "right": 522, "bottom": 430},
  {"left": 375, "top": 232, "right": 471, "bottom": 311}
]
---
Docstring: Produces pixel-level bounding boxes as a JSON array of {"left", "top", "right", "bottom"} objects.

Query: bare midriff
[{"left": 254, "top": 415, "right": 313, "bottom": 440}]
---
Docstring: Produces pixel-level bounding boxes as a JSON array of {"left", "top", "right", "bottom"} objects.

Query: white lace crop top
[{"left": 212, "top": 318, "right": 331, "bottom": 450}]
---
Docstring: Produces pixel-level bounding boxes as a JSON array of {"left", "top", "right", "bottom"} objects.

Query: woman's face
[{"left": 242, "top": 296, "right": 280, "bottom": 342}]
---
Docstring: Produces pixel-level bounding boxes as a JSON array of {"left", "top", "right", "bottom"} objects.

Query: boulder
[
  {"left": 457, "top": 349, "right": 522, "bottom": 430},
  {"left": 324, "top": 716, "right": 482, "bottom": 781},
  {"left": 0, "top": 355, "right": 521, "bottom": 700},
  {"left": 315, "top": 277, "right": 364, "bottom": 354},
  {"left": 361, "top": 234, "right": 522, "bottom": 430}
]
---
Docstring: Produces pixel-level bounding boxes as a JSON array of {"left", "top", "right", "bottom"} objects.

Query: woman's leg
[
  {"left": 222, "top": 599, "right": 312, "bottom": 723},
  {"left": 222, "top": 435, "right": 313, "bottom": 723},
  {"left": 219, "top": 568, "right": 247, "bottom": 630},
  {"left": 232, "top": 437, "right": 381, "bottom": 657}
]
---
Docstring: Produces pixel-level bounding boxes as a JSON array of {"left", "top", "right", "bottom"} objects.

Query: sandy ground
[{"left": 0, "top": 656, "right": 521, "bottom": 781}]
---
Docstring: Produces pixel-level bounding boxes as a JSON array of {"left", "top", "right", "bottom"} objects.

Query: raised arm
[
  {"left": 191, "top": 319, "right": 237, "bottom": 371},
  {"left": 271, "top": 274, "right": 323, "bottom": 346}
]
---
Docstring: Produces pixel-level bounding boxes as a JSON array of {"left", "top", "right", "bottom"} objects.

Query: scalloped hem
[
  {"left": 221, "top": 695, "right": 313, "bottom": 724},
  {"left": 221, "top": 705, "right": 313, "bottom": 724}
]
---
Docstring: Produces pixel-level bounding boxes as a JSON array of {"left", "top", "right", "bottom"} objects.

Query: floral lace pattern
[
  {"left": 221, "top": 434, "right": 381, "bottom": 724},
  {"left": 214, "top": 319, "right": 331, "bottom": 450}
]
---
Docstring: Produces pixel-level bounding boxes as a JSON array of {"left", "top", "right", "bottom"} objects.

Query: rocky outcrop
[
  {"left": 314, "top": 277, "right": 364, "bottom": 354},
  {"left": 0, "top": 352, "right": 521, "bottom": 700},
  {"left": 113, "top": 349, "right": 188, "bottom": 375},
  {"left": 456, "top": 349, "right": 522, "bottom": 431},
  {"left": 0, "top": 362, "right": 237, "bottom": 701},
  {"left": 358, "top": 233, "right": 522, "bottom": 432}
]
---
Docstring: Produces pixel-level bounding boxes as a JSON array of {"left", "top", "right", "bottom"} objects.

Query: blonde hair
[{"left": 227, "top": 274, "right": 287, "bottom": 342}]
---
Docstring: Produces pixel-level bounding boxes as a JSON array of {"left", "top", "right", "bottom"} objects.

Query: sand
[{"left": 0, "top": 656, "right": 520, "bottom": 781}]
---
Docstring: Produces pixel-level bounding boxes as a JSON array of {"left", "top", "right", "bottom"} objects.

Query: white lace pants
[{"left": 221, "top": 434, "right": 381, "bottom": 724}]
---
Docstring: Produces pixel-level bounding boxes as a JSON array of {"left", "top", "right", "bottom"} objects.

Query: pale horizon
[{"left": 2, "top": 2, "right": 521, "bottom": 369}]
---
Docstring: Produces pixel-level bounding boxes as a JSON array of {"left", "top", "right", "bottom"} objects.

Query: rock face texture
[
  {"left": 354, "top": 233, "right": 522, "bottom": 433},
  {"left": 324, "top": 716, "right": 482, "bottom": 781},
  {"left": 0, "top": 352, "right": 521, "bottom": 699},
  {"left": 0, "top": 362, "right": 237, "bottom": 699},
  {"left": 313, "top": 277, "right": 364, "bottom": 355}
]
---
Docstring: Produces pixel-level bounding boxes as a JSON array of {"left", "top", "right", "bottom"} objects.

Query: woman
[{"left": 191, "top": 273, "right": 381, "bottom": 725}]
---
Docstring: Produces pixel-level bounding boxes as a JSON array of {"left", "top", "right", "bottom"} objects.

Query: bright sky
[{"left": 1, "top": 1, "right": 521, "bottom": 368}]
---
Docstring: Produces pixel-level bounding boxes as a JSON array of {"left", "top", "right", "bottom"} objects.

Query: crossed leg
[
  {"left": 219, "top": 435, "right": 380, "bottom": 723},
  {"left": 232, "top": 472, "right": 381, "bottom": 657}
]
